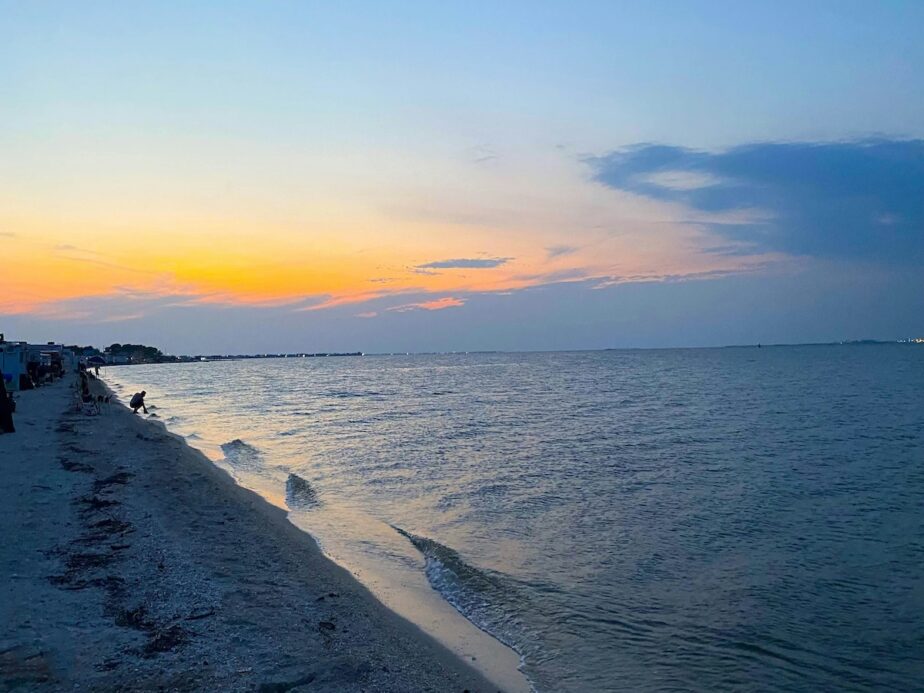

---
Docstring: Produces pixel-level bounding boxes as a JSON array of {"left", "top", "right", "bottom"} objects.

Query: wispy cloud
[
  {"left": 469, "top": 144, "right": 498, "bottom": 165},
  {"left": 545, "top": 245, "right": 578, "bottom": 259},
  {"left": 296, "top": 291, "right": 394, "bottom": 312},
  {"left": 51, "top": 244, "right": 166, "bottom": 276},
  {"left": 513, "top": 268, "right": 589, "bottom": 284},
  {"left": 639, "top": 169, "right": 724, "bottom": 191},
  {"left": 388, "top": 296, "right": 466, "bottom": 312},
  {"left": 96, "top": 312, "right": 145, "bottom": 323},
  {"left": 30, "top": 288, "right": 209, "bottom": 323},
  {"left": 591, "top": 263, "right": 780, "bottom": 289},
  {"left": 415, "top": 257, "right": 511, "bottom": 270}
]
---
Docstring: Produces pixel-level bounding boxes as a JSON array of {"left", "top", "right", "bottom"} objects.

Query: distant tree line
[
  {"left": 105, "top": 343, "right": 180, "bottom": 363},
  {"left": 64, "top": 345, "right": 102, "bottom": 357}
]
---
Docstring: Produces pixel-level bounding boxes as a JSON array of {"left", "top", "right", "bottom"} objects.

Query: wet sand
[{"left": 0, "top": 378, "right": 502, "bottom": 691}]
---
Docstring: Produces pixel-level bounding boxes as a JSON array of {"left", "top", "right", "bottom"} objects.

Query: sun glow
[
  {"left": 2, "top": 203, "right": 772, "bottom": 319},
  {"left": 1, "top": 137, "right": 776, "bottom": 321}
]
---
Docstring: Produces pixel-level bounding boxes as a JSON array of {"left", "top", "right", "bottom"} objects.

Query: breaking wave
[
  {"left": 286, "top": 473, "right": 320, "bottom": 509},
  {"left": 392, "top": 526, "right": 534, "bottom": 666},
  {"left": 220, "top": 438, "right": 263, "bottom": 469}
]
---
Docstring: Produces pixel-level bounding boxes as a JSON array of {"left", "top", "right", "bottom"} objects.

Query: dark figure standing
[
  {"left": 80, "top": 376, "right": 93, "bottom": 404},
  {"left": 130, "top": 391, "right": 148, "bottom": 414},
  {"left": 0, "top": 377, "right": 15, "bottom": 434}
]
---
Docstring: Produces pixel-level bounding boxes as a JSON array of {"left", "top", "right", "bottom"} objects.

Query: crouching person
[{"left": 129, "top": 390, "right": 148, "bottom": 414}]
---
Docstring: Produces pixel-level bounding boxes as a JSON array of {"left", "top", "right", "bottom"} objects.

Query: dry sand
[{"left": 1, "top": 377, "right": 503, "bottom": 692}]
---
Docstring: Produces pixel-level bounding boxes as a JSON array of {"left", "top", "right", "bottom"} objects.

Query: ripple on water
[{"left": 106, "top": 347, "right": 924, "bottom": 691}]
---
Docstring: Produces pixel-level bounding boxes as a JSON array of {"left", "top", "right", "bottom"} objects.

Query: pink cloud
[
  {"left": 388, "top": 296, "right": 466, "bottom": 313},
  {"left": 296, "top": 291, "right": 391, "bottom": 312}
]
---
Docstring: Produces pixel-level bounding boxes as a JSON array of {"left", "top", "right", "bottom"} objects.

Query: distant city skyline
[{"left": 2, "top": 1, "right": 923, "bottom": 352}]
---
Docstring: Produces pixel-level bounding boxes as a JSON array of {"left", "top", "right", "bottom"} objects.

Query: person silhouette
[
  {"left": 0, "top": 377, "right": 14, "bottom": 433},
  {"left": 129, "top": 390, "right": 148, "bottom": 414}
]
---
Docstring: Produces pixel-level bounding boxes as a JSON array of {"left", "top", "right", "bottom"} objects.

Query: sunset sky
[{"left": 3, "top": 1, "right": 923, "bottom": 353}]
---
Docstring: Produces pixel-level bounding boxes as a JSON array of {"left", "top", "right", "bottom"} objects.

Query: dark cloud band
[
  {"left": 415, "top": 257, "right": 511, "bottom": 269},
  {"left": 589, "top": 139, "right": 924, "bottom": 263}
]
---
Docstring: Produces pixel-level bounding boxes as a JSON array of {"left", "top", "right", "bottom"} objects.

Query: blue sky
[{"left": 2, "top": 1, "right": 923, "bottom": 352}]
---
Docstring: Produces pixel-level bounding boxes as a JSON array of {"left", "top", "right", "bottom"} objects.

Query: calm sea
[{"left": 107, "top": 346, "right": 924, "bottom": 691}]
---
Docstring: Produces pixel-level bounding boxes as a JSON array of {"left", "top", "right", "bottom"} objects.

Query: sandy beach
[{"left": 0, "top": 377, "right": 501, "bottom": 692}]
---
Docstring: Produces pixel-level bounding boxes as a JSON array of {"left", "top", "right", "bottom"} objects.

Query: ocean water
[{"left": 107, "top": 346, "right": 924, "bottom": 691}]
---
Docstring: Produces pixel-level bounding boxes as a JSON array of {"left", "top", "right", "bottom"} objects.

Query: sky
[{"left": 2, "top": 1, "right": 923, "bottom": 353}]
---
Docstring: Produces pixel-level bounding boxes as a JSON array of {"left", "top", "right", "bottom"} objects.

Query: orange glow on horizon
[
  {"left": 1, "top": 162, "right": 780, "bottom": 320},
  {"left": 2, "top": 218, "right": 777, "bottom": 318}
]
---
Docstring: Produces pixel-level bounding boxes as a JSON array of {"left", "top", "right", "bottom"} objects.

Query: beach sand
[{"left": 0, "top": 378, "right": 502, "bottom": 691}]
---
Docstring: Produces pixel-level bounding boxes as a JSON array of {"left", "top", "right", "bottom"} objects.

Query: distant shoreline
[{"left": 98, "top": 339, "right": 922, "bottom": 367}]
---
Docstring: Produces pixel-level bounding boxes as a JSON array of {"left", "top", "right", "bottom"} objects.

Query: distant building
[
  {"left": 26, "top": 342, "right": 75, "bottom": 373},
  {"left": 0, "top": 340, "right": 28, "bottom": 391}
]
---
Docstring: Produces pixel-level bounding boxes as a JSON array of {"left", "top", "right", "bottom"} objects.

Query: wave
[
  {"left": 286, "top": 473, "right": 320, "bottom": 509},
  {"left": 391, "top": 526, "right": 534, "bottom": 666},
  {"left": 220, "top": 438, "right": 263, "bottom": 468},
  {"left": 327, "top": 390, "right": 388, "bottom": 399}
]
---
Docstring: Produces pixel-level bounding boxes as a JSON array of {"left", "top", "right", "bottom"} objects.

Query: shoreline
[
  {"left": 1, "top": 378, "right": 511, "bottom": 691},
  {"left": 103, "top": 371, "right": 533, "bottom": 693}
]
